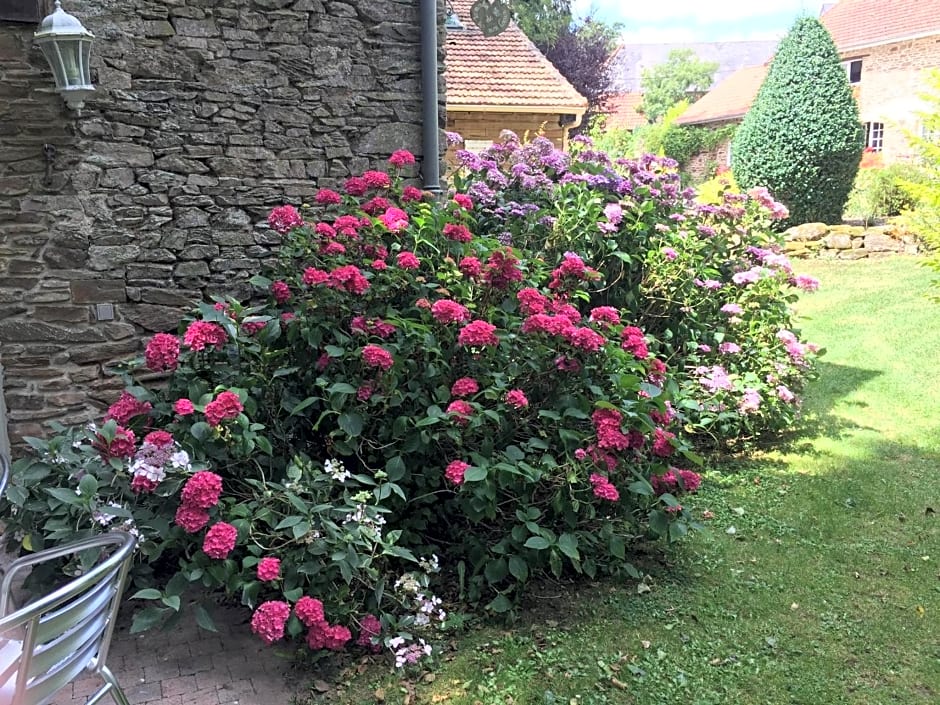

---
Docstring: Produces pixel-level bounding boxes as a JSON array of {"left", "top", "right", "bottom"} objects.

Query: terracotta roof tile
[
  {"left": 821, "top": 0, "right": 940, "bottom": 50},
  {"left": 674, "top": 65, "right": 768, "bottom": 125},
  {"left": 445, "top": 0, "right": 588, "bottom": 112},
  {"left": 602, "top": 92, "right": 647, "bottom": 130}
]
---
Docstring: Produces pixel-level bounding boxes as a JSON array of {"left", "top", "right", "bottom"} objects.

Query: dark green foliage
[{"left": 732, "top": 17, "right": 865, "bottom": 225}]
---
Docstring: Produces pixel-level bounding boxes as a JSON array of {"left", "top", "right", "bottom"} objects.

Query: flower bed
[{"left": 2, "top": 138, "right": 818, "bottom": 666}]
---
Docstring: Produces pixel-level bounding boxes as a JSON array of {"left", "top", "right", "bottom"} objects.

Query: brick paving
[{"left": 49, "top": 603, "right": 301, "bottom": 705}]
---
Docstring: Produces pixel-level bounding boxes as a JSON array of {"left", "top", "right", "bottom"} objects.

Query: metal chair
[
  {"left": 0, "top": 453, "right": 8, "bottom": 506},
  {"left": 0, "top": 531, "right": 136, "bottom": 705}
]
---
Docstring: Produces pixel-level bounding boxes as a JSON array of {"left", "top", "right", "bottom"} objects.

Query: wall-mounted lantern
[{"left": 34, "top": 0, "right": 95, "bottom": 112}]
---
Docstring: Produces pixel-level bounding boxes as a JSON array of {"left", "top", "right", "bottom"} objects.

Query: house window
[
  {"left": 865, "top": 122, "right": 884, "bottom": 151},
  {"left": 844, "top": 59, "right": 863, "bottom": 84}
]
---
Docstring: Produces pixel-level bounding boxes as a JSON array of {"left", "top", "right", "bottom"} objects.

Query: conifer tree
[{"left": 732, "top": 17, "right": 864, "bottom": 224}]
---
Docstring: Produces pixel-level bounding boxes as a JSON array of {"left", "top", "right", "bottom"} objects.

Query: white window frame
[
  {"left": 844, "top": 59, "right": 863, "bottom": 84},
  {"left": 865, "top": 121, "right": 884, "bottom": 152}
]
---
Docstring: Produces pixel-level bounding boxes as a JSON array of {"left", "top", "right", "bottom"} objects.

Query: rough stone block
[
  {"left": 785, "top": 222, "right": 829, "bottom": 242},
  {"left": 823, "top": 234, "right": 852, "bottom": 250},
  {"left": 71, "top": 280, "right": 128, "bottom": 304},
  {"left": 864, "top": 232, "right": 903, "bottom": 252},
  {"left": 121, "top": 304, "right": 185, "bottom": 332},
  {"left": 68, "top": 339, "right": 141, "bottom": 364}
]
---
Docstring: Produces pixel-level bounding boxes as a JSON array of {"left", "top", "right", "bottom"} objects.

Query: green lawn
[{"left": 303, "top": 257, "right": 940, "bottom": 705}]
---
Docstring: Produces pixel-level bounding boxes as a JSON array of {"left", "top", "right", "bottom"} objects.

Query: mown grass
[{"left": 300, "top": 256, "right": 940, "bottom": 705}]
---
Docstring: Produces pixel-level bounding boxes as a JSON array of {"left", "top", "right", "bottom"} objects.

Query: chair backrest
[
  {"left": 0, "top": 453, "right": 8, "bottom": 504},
  {"left": 0, "top": 532, "right": 136, "bottom": 705}
]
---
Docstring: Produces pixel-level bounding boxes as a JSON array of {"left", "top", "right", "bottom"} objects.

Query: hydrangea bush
[
  {"left": 450, "top": 132, "right": 821, "bottom": 443},
  {"left": 3, "top": 149, "right": 704, "bottom": 666}
]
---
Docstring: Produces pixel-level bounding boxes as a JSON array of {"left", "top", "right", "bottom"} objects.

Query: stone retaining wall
[
  {"left": 0, "top": 0, "right": 444, "bottom": 450},
  {"left": 784, "top": 222, "right": 921, "bottom": 259}
]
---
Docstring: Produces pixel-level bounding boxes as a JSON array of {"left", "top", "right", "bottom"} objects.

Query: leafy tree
[
  {"left": 511, "top": 0, "right": 572, "bottom": 45},
  {"left": 901, "top": 69, "right": 940, "bottom": 298},
  {"left": 732, "top": 17, "right": 864, "bottom": 225},
  {"left": 538, "top": 17, "right": 619, "bottom": 132},
  {"left": 639, "top": 49, "right": 719, "bottom": 123}
]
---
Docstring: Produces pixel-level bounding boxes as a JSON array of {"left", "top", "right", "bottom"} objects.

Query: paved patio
[{"left": 49, "top": 602, "right": 301, "bottom": 705}]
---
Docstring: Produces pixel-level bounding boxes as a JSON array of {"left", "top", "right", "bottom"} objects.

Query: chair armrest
[{"left": 0, "top": 533, "right": 132, "bottom": 617}]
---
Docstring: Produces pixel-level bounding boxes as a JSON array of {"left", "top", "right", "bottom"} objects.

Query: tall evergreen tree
[{"left": 732, "top": 17, "right": 864, "bottom": 225}]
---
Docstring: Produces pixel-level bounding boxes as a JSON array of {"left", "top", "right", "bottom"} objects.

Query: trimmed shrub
[{"left": 732, "top": 17, "right": 865, "bottom": 225}]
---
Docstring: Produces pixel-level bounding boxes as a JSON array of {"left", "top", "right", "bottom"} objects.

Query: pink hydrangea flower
[
  {"left": 445, "top": 460, "right": 470, "bottom": 484},
  {"left": 652, "top": 427, "right": 676, "bottom": 457},
  {"left": 517, "top": 288, "right": 548, "bottom": 316},
  {"left": 294, "top": 596, "right": 325, "bottom": 627},
  {"left": 458, "top": 256, "right": 482, "bottom": 278},
  {"left": 105, "top": 391, "right": 153, "bottom": 425},
  {"left": 329, "top": 265, "right": 370, "bottom": 295},
  {"left": 270, "top": 281, "right": 291, "bottom": 303},
  {"left": 793, "top": 274, "right": 819, "bottom": 291},
  {"left": 174, "top": 504, "right": 210, "bottom": 533},
  {"left": 397, "top": 251, "right": 420, "bottom": 269},
  {"left": 589, "top": 473, "right": 620, "bottom": 501},
  {"left": 267, "top": 205, "right": 303, "bottom": 234},
  {"left": 389, "top": 150, "right": 416, "bottom": 168},
  {"left": 457, "top": 320, "right": 499, "bottom": 347},
  {"left": 181, "top": 471, "right": 223, "bottom": 509},
  {"left": 203, "top": 522, "right": 237, "bottom": 559},
  {"left": 401, "top": 185, "right": 424, "bottom": 202},
  {"left": 183, "top": 320, "right": 228, "bottom": 352},
  {"left": 307, "top": 622, "right": 352, "bottom": 651},
  {"left": 251, "top": 601, "right": 291, "bottom": 645},
  {"left": 446, "top": 400, "right": 474, "bottom": 425},
  {"left": 257, "top": 557, "right": 281, "bottom": 582},
  {"left": 142, "top": 430, "right": 173, "bottom": 448},
  {"left": 720, "top": 303, "right": 743, "bottom": 315},
  {"left": 450, "top": 377, "right": 479, "bottom": 397},
  {"left": 431, "top": 299, "right": 470, "bottom": 324},
  {"left": 443, "top": 223, "right": 472, "bottom": 242},
  {"left": 97, "top": 425, "right": 136, "bottom": 460},
  {"left": 204, "top": 391, "right": 244, "bottom": 427},
  {"left": 362, "top": 344, "right": 394, "bottom": 371},
  {"left": 314, "top": 188, "right": 342, "bottom": 205},
  {"left": 621, "top": 326, "right": 649, "bottom": 359},
  {"left": 363, "top": 170, "right": 392, "bottom": 189},
  {"left": 356, "top": 614, "right": 383, "bottom": 652},
  {"left": 565, "top": 326, "right": 606, "bottom": 352},
  {"left": 345, "top": 176, "right": 368, "bottom": 196},
  {"left": 380, "top": 207, "right": 409, "bottom": 232},
  {"left": 589, "top": 307, "right": 620, "bottom": 326},
  {"left": 144, "top": 333, "right": 181, "bottom": 372},
  {"left": 303, "top": 267, "right": 330, "bottom": 286},
  {"left": 174, "top": 398, "right": 195, "bottom": 416},
  {"left": 718, "top": 342, "right": 741, "bottom": 354},
  {"left": 453, "top": 193, "right": 473, "bottom": 210},
  {"left": 504, "top": 389, "right": 529, "bottom": 409}
]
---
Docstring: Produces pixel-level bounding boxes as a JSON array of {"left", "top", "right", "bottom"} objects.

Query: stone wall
[
  {"left": 0, "top": 0, "right": 444, "bottom": 451},
  {"left": 784, "top": 221, "right": 921, "bottom": 259},
  {"left": 845, "top": 36, "right": 940, "bottom": 162}
]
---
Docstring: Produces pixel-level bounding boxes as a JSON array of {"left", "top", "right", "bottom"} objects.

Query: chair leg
[{"left": 98, "top": 665, "right": 131, "bottom": 705}]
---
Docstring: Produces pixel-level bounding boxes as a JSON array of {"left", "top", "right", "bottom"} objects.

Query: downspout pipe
[{"left": 420, "top": 0, "right": 442, "bottom": 192}]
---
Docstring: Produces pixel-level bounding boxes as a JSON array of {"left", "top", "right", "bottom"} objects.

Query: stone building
[
  {"left": 675, "top": 0, "right": 940, "bottom": 179},
  {"left": 0, "top": 0, "right": 445, "bottom": 454}
]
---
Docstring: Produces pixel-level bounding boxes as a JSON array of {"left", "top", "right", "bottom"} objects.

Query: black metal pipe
[{"left": 420, "top": 0, "right": 442, "bottom": 192}]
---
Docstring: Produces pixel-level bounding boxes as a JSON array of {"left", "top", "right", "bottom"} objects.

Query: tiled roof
[
  {"left": 674, "top": 65, "right": 768, "bottom": 125},
  {"left": 821, "top": 0, "right": 940, "bottom": 50},
  {"left": 602, "top": 93, "right": 647, "bottom": 130},
  {"left": 444, "top": 0, "right": 588, "bottom": 112}
]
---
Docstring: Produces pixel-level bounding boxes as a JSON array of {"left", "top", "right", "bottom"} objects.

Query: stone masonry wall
[
  {"left": 784, "top": 221, "right": 921, "bottom": 259},
  {"left": 0, "top": 0, "right": 444, "bottom": 451},
  {"left": 845, "top": 36, "right": 940, "bottom": 162}
]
